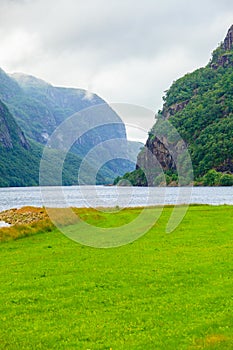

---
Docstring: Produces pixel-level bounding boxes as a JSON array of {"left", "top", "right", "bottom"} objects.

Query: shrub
[
  {"left": 219, "top": 173, "right": 233, "bottom": 186},
  {"left": 203, "top": 169, "right": 221, "bottom": 186}
]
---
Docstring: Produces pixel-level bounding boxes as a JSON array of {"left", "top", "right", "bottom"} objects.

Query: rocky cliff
[
  {"left": 210, "top": 25, "right": 233, "bottom": 69},
  {"left": 223, "top": 24, "right": 233, "bottom": 51}
]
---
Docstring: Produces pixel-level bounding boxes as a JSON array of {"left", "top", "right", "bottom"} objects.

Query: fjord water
[{"left": 0, "top": 186, "right": 232, "bottom": 212}]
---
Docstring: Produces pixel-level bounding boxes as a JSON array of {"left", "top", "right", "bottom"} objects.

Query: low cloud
[{"left": 0, "top": 0, "right": 233, "bottom": 138}]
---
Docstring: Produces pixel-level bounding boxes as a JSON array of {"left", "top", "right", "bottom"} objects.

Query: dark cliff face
[
  {"left": 134, "top": 25, "right": 233, "bottom": 185},
  {"left": 210, "top": 25, "right": 233, "bottom": 69},
  {"left": 136, "top": 135, "right": 176, "bottom": 185},
  {"left": 223, "top": 25, "right": 233, "bottom": 51},
  {"left": 0, "top": 100, "right": 29, "bottom": 150}
]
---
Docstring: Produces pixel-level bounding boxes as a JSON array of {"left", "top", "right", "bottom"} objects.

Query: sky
[{"left": 0, "top": 0, "right": 233, "bottom": 141}]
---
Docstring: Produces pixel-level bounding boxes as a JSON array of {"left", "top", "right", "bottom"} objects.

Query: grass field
[{"left": 0, "top": 205, "right": 232, "bottom": 349}]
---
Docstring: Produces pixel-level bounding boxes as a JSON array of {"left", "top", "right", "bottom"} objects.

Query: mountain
[
  {"left": 0, "top": 69, "right": 125, "bottom": 147},
  {"left": 0, "top": 69, "right": 139, "bottom": 184},
  {"left": 0, "top": 98, "right": 113, "bottom": 186},
  {"left": 117, "top": 25, "right": 233, "bottom": 186}
]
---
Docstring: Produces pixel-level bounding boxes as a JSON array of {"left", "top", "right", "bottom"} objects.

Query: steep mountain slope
[
  {"left": 0, "top": 69, "right": 139, "bottom": 182},
  {"left": 13, "top": 74, "right": 135, "bottom": 176},
  {"left": 0, "top": 98, "right": 44, "bottom": 186},
  {"left": 0, "top": 98, "right": 110, "bottom": 187},
  {"left": 0, "top": 70, "right": 125, "bottom": 146},
  {"left": 119, "top": 25, "right": 233, "bottom": 186},
  {"left": 0, "top": 99, "right": 29, "bottom": 150}
]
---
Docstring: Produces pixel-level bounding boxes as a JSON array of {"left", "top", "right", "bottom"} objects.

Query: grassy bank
[{"left": 0, "top": 205, "right": 232, "bottom": 349}]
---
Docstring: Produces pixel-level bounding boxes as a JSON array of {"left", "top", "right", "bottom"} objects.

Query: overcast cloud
[{"left": 0, "top": 0, "right": 233, "bottom": 140}]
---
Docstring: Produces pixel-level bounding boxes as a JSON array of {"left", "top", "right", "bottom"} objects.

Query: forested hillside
[{"left": 117, "top": 25, "right": 233, "bottom": 186}]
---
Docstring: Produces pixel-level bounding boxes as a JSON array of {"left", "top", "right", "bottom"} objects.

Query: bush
[
  {"left": 219, "top": 173, "right": 233, "bottom": 186},
  {"left": 203, "top": 169, "right": 221, "bottom": 186}
]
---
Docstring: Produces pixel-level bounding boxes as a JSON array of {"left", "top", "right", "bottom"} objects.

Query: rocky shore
[{"left": 0, "top": 206, "right": 48, "bottom": 226}]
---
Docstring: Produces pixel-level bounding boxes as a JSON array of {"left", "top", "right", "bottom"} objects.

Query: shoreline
[{"left": 1, "top": 204, "right": 233, "bottom": 226}]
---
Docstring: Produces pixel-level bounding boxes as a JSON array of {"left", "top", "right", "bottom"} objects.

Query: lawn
[{"left": 0, "top": 205, "right": 232, "bottom": 349}]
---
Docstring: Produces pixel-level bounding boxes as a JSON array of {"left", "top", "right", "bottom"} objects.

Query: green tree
[{"left": 203, "top": 170, "right": 221, "bottom": 186}]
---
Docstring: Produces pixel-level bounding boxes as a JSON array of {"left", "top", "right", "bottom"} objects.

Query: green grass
[{"left": 0, "top": 205, "right": 232, "bottom": 349}]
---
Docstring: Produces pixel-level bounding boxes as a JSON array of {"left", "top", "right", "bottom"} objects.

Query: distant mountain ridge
[
  {"left": 0, "top": 68, "right": 142, "bottom": 186},
  {"left": 0, "top": 69, "right": 125, "bottom": 146}
]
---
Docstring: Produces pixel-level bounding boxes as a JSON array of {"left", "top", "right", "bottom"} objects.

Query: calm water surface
[{"left": 0, "top": 186, "right": 232, "bottom": 212}]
